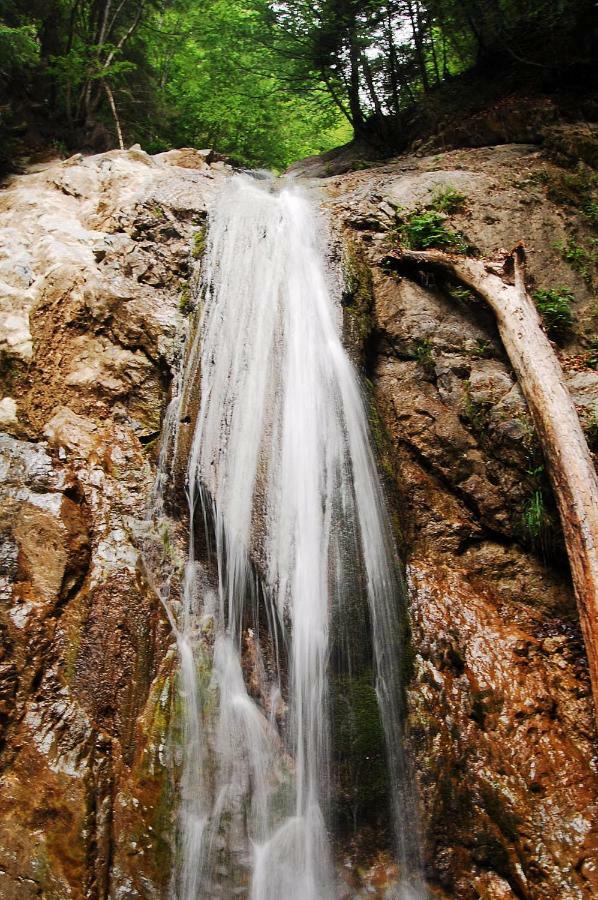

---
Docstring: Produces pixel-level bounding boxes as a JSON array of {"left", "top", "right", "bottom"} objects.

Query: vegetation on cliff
[{"left": 1, "top": 0, "right": 595, "bottom": 170}]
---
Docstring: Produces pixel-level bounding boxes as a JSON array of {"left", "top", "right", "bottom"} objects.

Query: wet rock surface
[
  {"left": 0, "top": 135, "right": 596, "bottom": 898},
  {"left": 0, "top": 147, "right": 228, "bottom": 896},
  {"left": 322, "top": 139, "right": 598, "bottom": 897}
]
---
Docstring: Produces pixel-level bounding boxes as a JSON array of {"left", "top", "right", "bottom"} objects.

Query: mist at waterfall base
[{"left": 152, "top": 174, "right": 425, "bottom": 899}]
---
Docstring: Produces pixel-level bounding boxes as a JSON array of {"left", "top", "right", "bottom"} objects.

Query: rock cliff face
[
  {"left": 0, "top": 146, "right": 229, "bottom": 897},
  {"left": 0, "top": 138, "right": 596, "bottom": 898},
  {"left": 322, "top": 142, "right": 598, "bottom": 898}
]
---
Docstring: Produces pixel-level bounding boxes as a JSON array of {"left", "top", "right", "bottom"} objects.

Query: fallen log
[{"left": 384, "top": 244, "right": 598, "bottom": 731}]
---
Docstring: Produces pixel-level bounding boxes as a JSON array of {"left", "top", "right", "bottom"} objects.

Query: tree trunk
[
  {"left": 361, "top": 53, "right": 384, "bottom": 118},
  {"left": 103, "top": 82, "right": 125, "bottom": 150},
  {"left": 385, "top": 245, "right": 598, "bottom": 731},
  {"left": 405, "top": 0, "right": 429, "bottom": 92},
  {"left": 348, "top": 37, "right": 365, "bottom": 132},
  {"left": 385, "top": 7, "right": 401, "bottom": 116}
]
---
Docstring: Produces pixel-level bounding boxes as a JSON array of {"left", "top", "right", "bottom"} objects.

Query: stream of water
[{"left": 151, "top": 174, "right": 425, "bottom": 898}]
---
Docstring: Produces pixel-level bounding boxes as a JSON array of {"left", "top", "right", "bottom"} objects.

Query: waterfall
[{"left": 156, "top": 174, "right": 425, "bottom": 898}]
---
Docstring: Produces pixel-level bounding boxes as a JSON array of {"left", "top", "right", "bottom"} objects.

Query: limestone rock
[{"left": 0, "top": 147, "right": 228, "bottom": 897}]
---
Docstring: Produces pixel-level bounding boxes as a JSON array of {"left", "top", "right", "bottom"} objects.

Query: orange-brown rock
[
  {"left": 0, "top": 147, "right": 230, "bottom": 896},
  {"left": 321, "top": 138, "right": 598, "bottom": 897},
  {"left": 1, "top": 134, "right": 597, "bottom": 898}
]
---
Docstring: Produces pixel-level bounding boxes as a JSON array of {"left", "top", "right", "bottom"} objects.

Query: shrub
[
  {"left": 582, "top": 198, "right": 598, "bottom": 227},
  {"left": 430, "top": 186, "right": 467, "bottom": 214},
  {"left": 546, "top": 168, "right": 596, "bottom": 217},
  {"left": 400, "top": 210, "right": 467, "bottom": 252},
  {"left": 533, "top": 286, "right": 574, "bottom": 339}
]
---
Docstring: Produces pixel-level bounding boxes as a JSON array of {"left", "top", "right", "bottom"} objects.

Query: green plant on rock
[
  {"left": 192, "top": 225, "right": 207, "bottom": 260},
  {"left": 447, "top": 283, "right": 475, "bottom": 304},
  {"left": 532, "top": 286, "right": 575, "bottom": 339},
  {"left": 331, "top": 670, "right": 390, "bottom": 829},
  {"left": 529, "top": 169, "right": 550, "bottom": 186},
  {"left": 555, "top": 238, "right": 595, "bottom": 284},
  {"left": 546, "top": 168, "right": 597, "bottom": 215},
  {"left": 430, "top": 186, "right": 467, "bottom": 214},
  {"left": 586, "top": 339, "right": 598, "bottom": 369},
  {"left": 341, "top": 239, "right": 374, "bottom": 358},
  {"left": 179, "top": 285, "right": 193, "bottom": 315},
  {"left": 412, "top": 338, "right": 435, "bottom": 375},
  {"left": 470, "top": 339, "right": 494, "bottom": 359},
  {"left": 399, "top": 210, "right": 468, "bottom": 252},
  {"left": 583, "top": 413, "right": 598, "bottom": 452},
  {"left": 521, "top": 489, "right": 553, "bottom": 542},
  {"left": 462, "top": 388, "right": 491, "bottom": 436},
  {"left": 582, "top": 198, "right": 598, "bottom": 227}
]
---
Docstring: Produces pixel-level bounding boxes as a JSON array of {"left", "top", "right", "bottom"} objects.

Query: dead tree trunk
[{"left": 385, "top": 245, "right": 598, "bottom": 730}]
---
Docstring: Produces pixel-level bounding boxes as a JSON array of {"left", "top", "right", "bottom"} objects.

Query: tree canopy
[{"left": 0, "top": 0, "right": 595, "bottom": 170}]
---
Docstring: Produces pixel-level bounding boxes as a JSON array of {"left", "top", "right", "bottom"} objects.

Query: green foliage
[
  {"left": 532, "top": 286, "right": 575, "bottom": 339},
  {"left": 0, "top": 0, "right": 348, "bottom": 170},
  {"left": 341, "top": 239, "right": 374, "bottom": 358},
  {"left": 430, "top": 186, "right": 467, "bottom": 214},
  {"left": 0, "top": 23, "right": 38, "bottom": 70},
  {"left": 555, "top": 238, "right": 595, "bottom": 284},
  {"left": 521, "top": 489, "right": 553, "bottom": 541},
  {"left": 192, "top": 226, "right": 207, "bottom": 260},
  {"left": 139, "top": 0, "right": 347, "bottom": 168},
  {"left": 546, "top": 167, "right": 597, "bottom": 218},
  {"left": 399, "top": 210, "right": 468, "bottom": 252},
  {"left": 48, "top": 44, "right": 135, "bottom": 92},
  {"left": 518, "top": 453, "right": 558, "bottom": 554},
  {"left": 178, "top": 286, "right": 192, "bottom": 316},
  {"left": 1, "top": 0, "right": 595, "bottom": 170},
  {"left": 462, "top": 389, "right": 491, "bottom": 435},
  {"left": 470, "top": 339, "right": 493, "bottom": 358},
  {"left": 412, "top": 338, "right": 435, "bottom": 374},
  {"left": 586, "top": 340, "right": 598, "bottom": 370},
  {"left": 448, "top": 284, "right": 475, "bottom": 303},
  {"left": 582, "top": 199, "right": 598, "bottom": 227}
]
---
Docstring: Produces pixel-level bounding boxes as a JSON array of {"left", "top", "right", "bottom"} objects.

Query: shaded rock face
[
  {"left": 0, "top": 147, "right": 228, "bottom": 897},
  {"left": 322, "top": 141, "right": 598, "bottom": 897}
]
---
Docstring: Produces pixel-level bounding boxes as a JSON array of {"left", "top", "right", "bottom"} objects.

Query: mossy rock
[{"left": 341, "top": 238, "right": 375, "bottom": 365}]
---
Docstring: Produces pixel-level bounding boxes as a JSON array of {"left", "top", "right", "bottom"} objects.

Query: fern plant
[{"left": 533, "top": 287, "right": 574, "bottom": 339}]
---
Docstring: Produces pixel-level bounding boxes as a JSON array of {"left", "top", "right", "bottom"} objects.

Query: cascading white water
[{"left": 160, "top": 174, "right": 425, "bottom": 898}]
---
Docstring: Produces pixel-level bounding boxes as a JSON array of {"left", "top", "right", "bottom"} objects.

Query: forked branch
[{"left": 384, "top": 245, "right": 598, "bottom": 731}]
